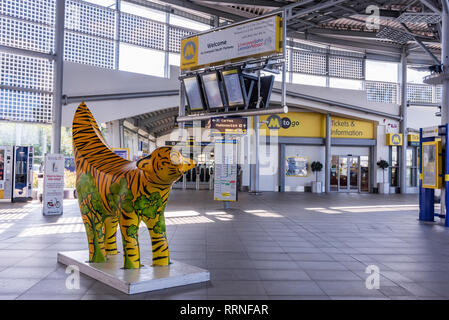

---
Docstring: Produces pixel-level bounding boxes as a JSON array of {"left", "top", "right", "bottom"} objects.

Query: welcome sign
[{"left": 181, "top": 15, "right": 283, "bottom": 71}]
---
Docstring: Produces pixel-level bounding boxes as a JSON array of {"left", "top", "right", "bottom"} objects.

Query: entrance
[{"left": 330, "top": 155, "right": 369, "bottom": 192}]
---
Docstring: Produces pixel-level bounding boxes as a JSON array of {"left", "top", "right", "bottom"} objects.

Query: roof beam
[
  {"left": 158, "top": 0, "right": 248, "bottom": 21},
  {"left": 400, "top": 22, "right": 441, "bottom": 64},
  {"left": 419, "top": 0, "right": 442, "bottom": 14},
  {"left": 195, "top": 0, "right": 283, "bottom": 7}
]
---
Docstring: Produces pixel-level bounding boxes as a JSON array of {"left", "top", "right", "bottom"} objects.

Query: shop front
[{"left": 258, "top": 111, "right": 378, "bottom": 193}]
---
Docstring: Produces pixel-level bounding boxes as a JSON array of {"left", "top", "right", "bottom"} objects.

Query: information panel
[
  {"left": 208, "top": 118, "right": 247, "bottom": 135},
  {"left": 285, "top": 156, "right": 309, "bottom": 177},
  {"left": 422, "top": 140, "right": 442, "bottom": 189},
  {"left": 181, "top": 15, "right": 282, "bottom": 71},
  {"left": 214, "top": 139, "right": 238, "bottom": 202},
  {"left": 42, "top": 154, "right": 65, "bottom": 216}
]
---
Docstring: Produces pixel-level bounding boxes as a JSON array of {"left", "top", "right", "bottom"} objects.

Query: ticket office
[{"left": 259, "top": 112, "right": 376, "bottom": 193}]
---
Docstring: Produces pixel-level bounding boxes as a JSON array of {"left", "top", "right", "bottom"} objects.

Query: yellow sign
[
  {"left": 180, "top": 36, "right": 199, "bottom": 71},
  {"left": 259, "top": 113, "right": 374, "bottom": 139},
  {"left": 259, "top": 113, "right": 325, "bottom": 137},
  {"left": 386, "top": 133, "right": 403, "bottom": 146},
  {"left": 408, "top": 134, "right": 419, "bottom": 142},
  {"left": 180, "top": 15, "right": 283, "bottom": 71},
  {"left": 331, "top": 117, "right": 374, "bottom": 139},
  {"left": 422, "top": 140, "right": 442, "bottom": 189}
]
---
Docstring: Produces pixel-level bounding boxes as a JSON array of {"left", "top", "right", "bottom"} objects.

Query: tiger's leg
[
  {"left": 142, "top": 216, "right": 169, "bottom": 266},
  {"left": 104, "top": 216, "right": 119, "bottom": 255},
  {"left": 118, "top": 213, "right": 141, "bottom": 269},
  {"left": 81, "top": 212, "right": 107, "bottom": 263}
]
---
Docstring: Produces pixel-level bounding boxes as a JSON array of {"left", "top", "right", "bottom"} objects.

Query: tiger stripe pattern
[{"left": 73, "top": 102, "right": 195, "bottom": 269}]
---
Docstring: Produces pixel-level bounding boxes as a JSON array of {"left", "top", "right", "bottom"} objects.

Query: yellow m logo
[{"left": 267, "top": 115, "right": 281, "bottom": 129}]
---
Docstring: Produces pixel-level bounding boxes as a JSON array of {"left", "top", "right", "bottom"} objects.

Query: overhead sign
[
  {"left": 386, "top": 133, "right": 403, "bottom": 146},
  {"left": 408, "top": 134, "right": 420, "bottom": 146},
  {"left": 259, "top": 113, "right": 374, "bottom": 139},
  {"left": 208, "top": 118, "right": 247, "bottom": 135},
  {"left": 422, "top": 126, "right": 439, "bottom": 138},
  {"left": 214, "top": 139, "right": 238, "bottom": 202},
  {"left": 43, "top": 154, "right": 64, "bottom": 216},
  {"left": 181, "top": 15, "right": 283, "bottom": 71}
]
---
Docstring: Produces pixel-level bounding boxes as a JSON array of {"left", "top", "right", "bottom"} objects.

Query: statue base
[{"left": 57, "top": 250, "right": 210, "bottom": 295}]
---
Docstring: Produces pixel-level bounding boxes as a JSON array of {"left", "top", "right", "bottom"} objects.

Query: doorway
[{"left": 330, "top": 155, "right": 369, "bottom": 192}]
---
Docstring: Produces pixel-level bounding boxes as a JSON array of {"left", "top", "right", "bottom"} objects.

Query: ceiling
[{"left": 157, "top": 0, "right": 444, "bottom": 64}]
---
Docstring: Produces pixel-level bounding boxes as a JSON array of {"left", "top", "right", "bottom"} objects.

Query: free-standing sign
[
  {"left": 181, "top": 15, "right": 283, "bottom": 71},
  {"left": 214, "top": 139, "right": 238, "bottom": 201},
  {"left": 386, "top": 133, "right": 403, "bottom": 146},
  {"left": 43, "top": 153, "right": 64, "bottom": 215}
]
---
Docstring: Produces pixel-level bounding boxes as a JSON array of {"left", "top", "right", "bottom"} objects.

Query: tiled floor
[{"left": 0, "top": 190, "right": 448, "bottom": 300}]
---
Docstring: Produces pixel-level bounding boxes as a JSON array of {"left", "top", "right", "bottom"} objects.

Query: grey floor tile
[
  {"left": 305, "top": 270, "right": 361, "bottom": 281},
  {"left": 257, "top": 270, "right": 310, "bottom": 281},
  {"left": 316, "top": 281, "right": 386, "bottom": 297},
  {"left": 207, "top": 280, "right": 267, "bottom": 296},
  {"left": 261, "top": 280, "right": 325, "bottom": 296}
]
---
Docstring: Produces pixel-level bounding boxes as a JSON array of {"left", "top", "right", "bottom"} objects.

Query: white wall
[
  {"left": 284, "top": 145, "right": 325, "bottom": 192},
  {"left": 259, "top": 142, "right": 279, "bottom": 192}
]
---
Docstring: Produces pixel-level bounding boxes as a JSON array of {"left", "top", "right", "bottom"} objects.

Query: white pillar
[
  {"left": 51, "top": 0, "right": 65, "bottom": 154},
  {"left": 400, "top": 47, "right": 408, "bottom": 194}
]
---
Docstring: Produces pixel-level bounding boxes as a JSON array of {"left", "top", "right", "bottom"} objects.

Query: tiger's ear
[{"left": 136, "top": 155, "right": 152, "bottom": 170}]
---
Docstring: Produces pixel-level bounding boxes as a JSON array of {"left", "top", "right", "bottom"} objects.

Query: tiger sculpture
[{"left": 72, "top": 102, "right": 195, "bottom": 269}]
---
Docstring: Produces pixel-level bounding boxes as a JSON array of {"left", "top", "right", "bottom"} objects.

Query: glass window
[
  {"left": 292, "top": 73, "right": 326, "bottom": 87},
  {"left": 170, "top": 15, "right": 210, "bottom": 31},
  {"left": 119, "top": 44, "right": 165, "bottom": 77},
  {"left": 329, "top": 78, "right": 363, "bottom": 90},
  {"left": 390, "top": 146, "right": 399, "bottom": 187},
  {"left": 121, "top": 2, "right": 166, "bottom": 22},
  {"left": 366, "top": 60, "right": 398, "bottom": 82},
  {"left": 406, "top": 147, "right": 418, "bottom": 187},
  {"left": 407, "top": 68, "right": 431, "bottom": 84}
]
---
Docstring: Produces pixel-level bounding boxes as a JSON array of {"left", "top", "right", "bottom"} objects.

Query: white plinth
[{"left": 57, "top": 250, "right": 210, "bottom": 295}]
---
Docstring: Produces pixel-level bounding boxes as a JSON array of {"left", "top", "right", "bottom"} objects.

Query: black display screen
[
  {"left": 183, "top": 76, "right": 204, "bottom": 112},
  {"left": 222, "top": 69, "right": 245, "bottom": 107},
  {"left": 201, "top": 72, "right": 224, "bottom": 110}
]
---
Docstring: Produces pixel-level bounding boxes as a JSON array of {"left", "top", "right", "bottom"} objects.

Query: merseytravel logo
[
  {"left": 392, "top": 134, "right": 401, "bottom": 145},
  {"left": 266, "top": 115, "right": 281, "bottom": 130},
  {"left": 180, "top": 37, "right": 198, "bottom": 69},
  {"left": 386, "top": 133, "right": 403, "bottom": 145},
  {"left": 183, "top": 41, "right": 196, "bottom": 60}
]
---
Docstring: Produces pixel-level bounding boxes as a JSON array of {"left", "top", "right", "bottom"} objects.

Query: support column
[
  {"left": 115, "top": 0, "right": 121, "bottom": 70},
  {"left": 400, "top": 47, "right": 408, "bottom": 194},
  {"left": 442, "top": 1, "right": 449, "bottom": 125},
  {"left": 51, "top": 0, "right": 65, "bottom": 154},
  {"left": 105, "top": 120, "right": 122, "bottom": 148},
  {"left": 325, "top": 113, "right": 331, "bottom": 193}
]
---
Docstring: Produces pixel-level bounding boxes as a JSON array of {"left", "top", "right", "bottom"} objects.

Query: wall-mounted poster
[
  {"left": 285, "top": 156, "right": 309, "bottom": 177},
  {"left": 112, "top": 148, "right": 130, "bottom": 161}
]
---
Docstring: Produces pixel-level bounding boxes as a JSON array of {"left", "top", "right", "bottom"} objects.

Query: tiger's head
[{"left": 136, "top": 146, "right": 195, "bottom": 184}]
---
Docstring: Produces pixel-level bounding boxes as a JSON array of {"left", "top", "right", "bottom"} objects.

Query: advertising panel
[
  {"left": 43, "top": 154, "right": 65, "bottom": 215},
  {"left": 214, "top": 139, "right": 238, "bottom": 202},
  {"left": 181, "top": 15, "right": 282, "bottom": 71},
  {"left": 422, "top": 140, "right": 442, "bottom": 189},
  {"left": 285, "top": 156, "right": 309, "bottom": 177}
]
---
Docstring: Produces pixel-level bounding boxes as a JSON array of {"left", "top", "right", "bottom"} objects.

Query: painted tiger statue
[{"left": 73, "top": 102, "right": 195, "bottom": 269}]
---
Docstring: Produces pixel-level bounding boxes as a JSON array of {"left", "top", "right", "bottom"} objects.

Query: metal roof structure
[
  {"left": 122, "top": 0, "right": 447, "bottom": 136},
  {"left": 153, "top": 0, "right": 443, "bottom": 64}
]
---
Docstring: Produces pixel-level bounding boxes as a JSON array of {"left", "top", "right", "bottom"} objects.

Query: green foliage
[
  {"left": 126, "top": 224, "right": 139, "bottom": 240},
  {"left": 134, "top": 192, "right": 163, "bottom": 219},
  {"left": 377, "top": 160, "right": 389, "bottom": 170},
  {"left": 76, "top": 173, "right": 106, "bottom": 217},
  {"left": 311, "top": 161, "right": 323, "bottom": 172},
  {"left": 108, "top": 178, "right": 134, "bottom": 213}
]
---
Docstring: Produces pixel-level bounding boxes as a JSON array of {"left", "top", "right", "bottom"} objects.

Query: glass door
[
  {"left": 330, "top": 156, "right": 339, "bottom": 191},
  {"left": 348, "top": 157, "right": 359, "bottom": 191},
  {"left": 339, "top": 157, "right": 348, "bottom": 190},
  {"left": 360, "top": 156, "right": 369, "bottom": 192}
]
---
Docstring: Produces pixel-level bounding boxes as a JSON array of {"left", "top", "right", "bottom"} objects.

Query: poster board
[
  {"left": 112, "top": 148, "right": 130, "bottom": 160},
  {"left": 42, "top": 153, "right": 64, "bottom": 215},
  {"left": 422, "top": 140, "right": 442, "bottom": 189},
  {"left": 181, "top": 15, "right": 283, "bottom": 71},
  {"left": 214, "top": 139, "right": 238, "bottom": 202},
  {"left": 285, "top": 156, "right": 309, "bottom": 177}
]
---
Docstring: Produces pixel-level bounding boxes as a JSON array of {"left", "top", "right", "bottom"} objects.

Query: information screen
[
  {"left": 183, "top": 76, "right": 204, "bottom": 111},
  {"left": 222, "top": 69, "right": 244, "bottom": 107},
  {"left": 202, "top": 72, "right": 224, "bottom": 110},
  {"left": 0, "top": 150, "right": 4, "bottom": 181},
  {"left": 423, "top": 143, "right": 437, "bottom": 187}
]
